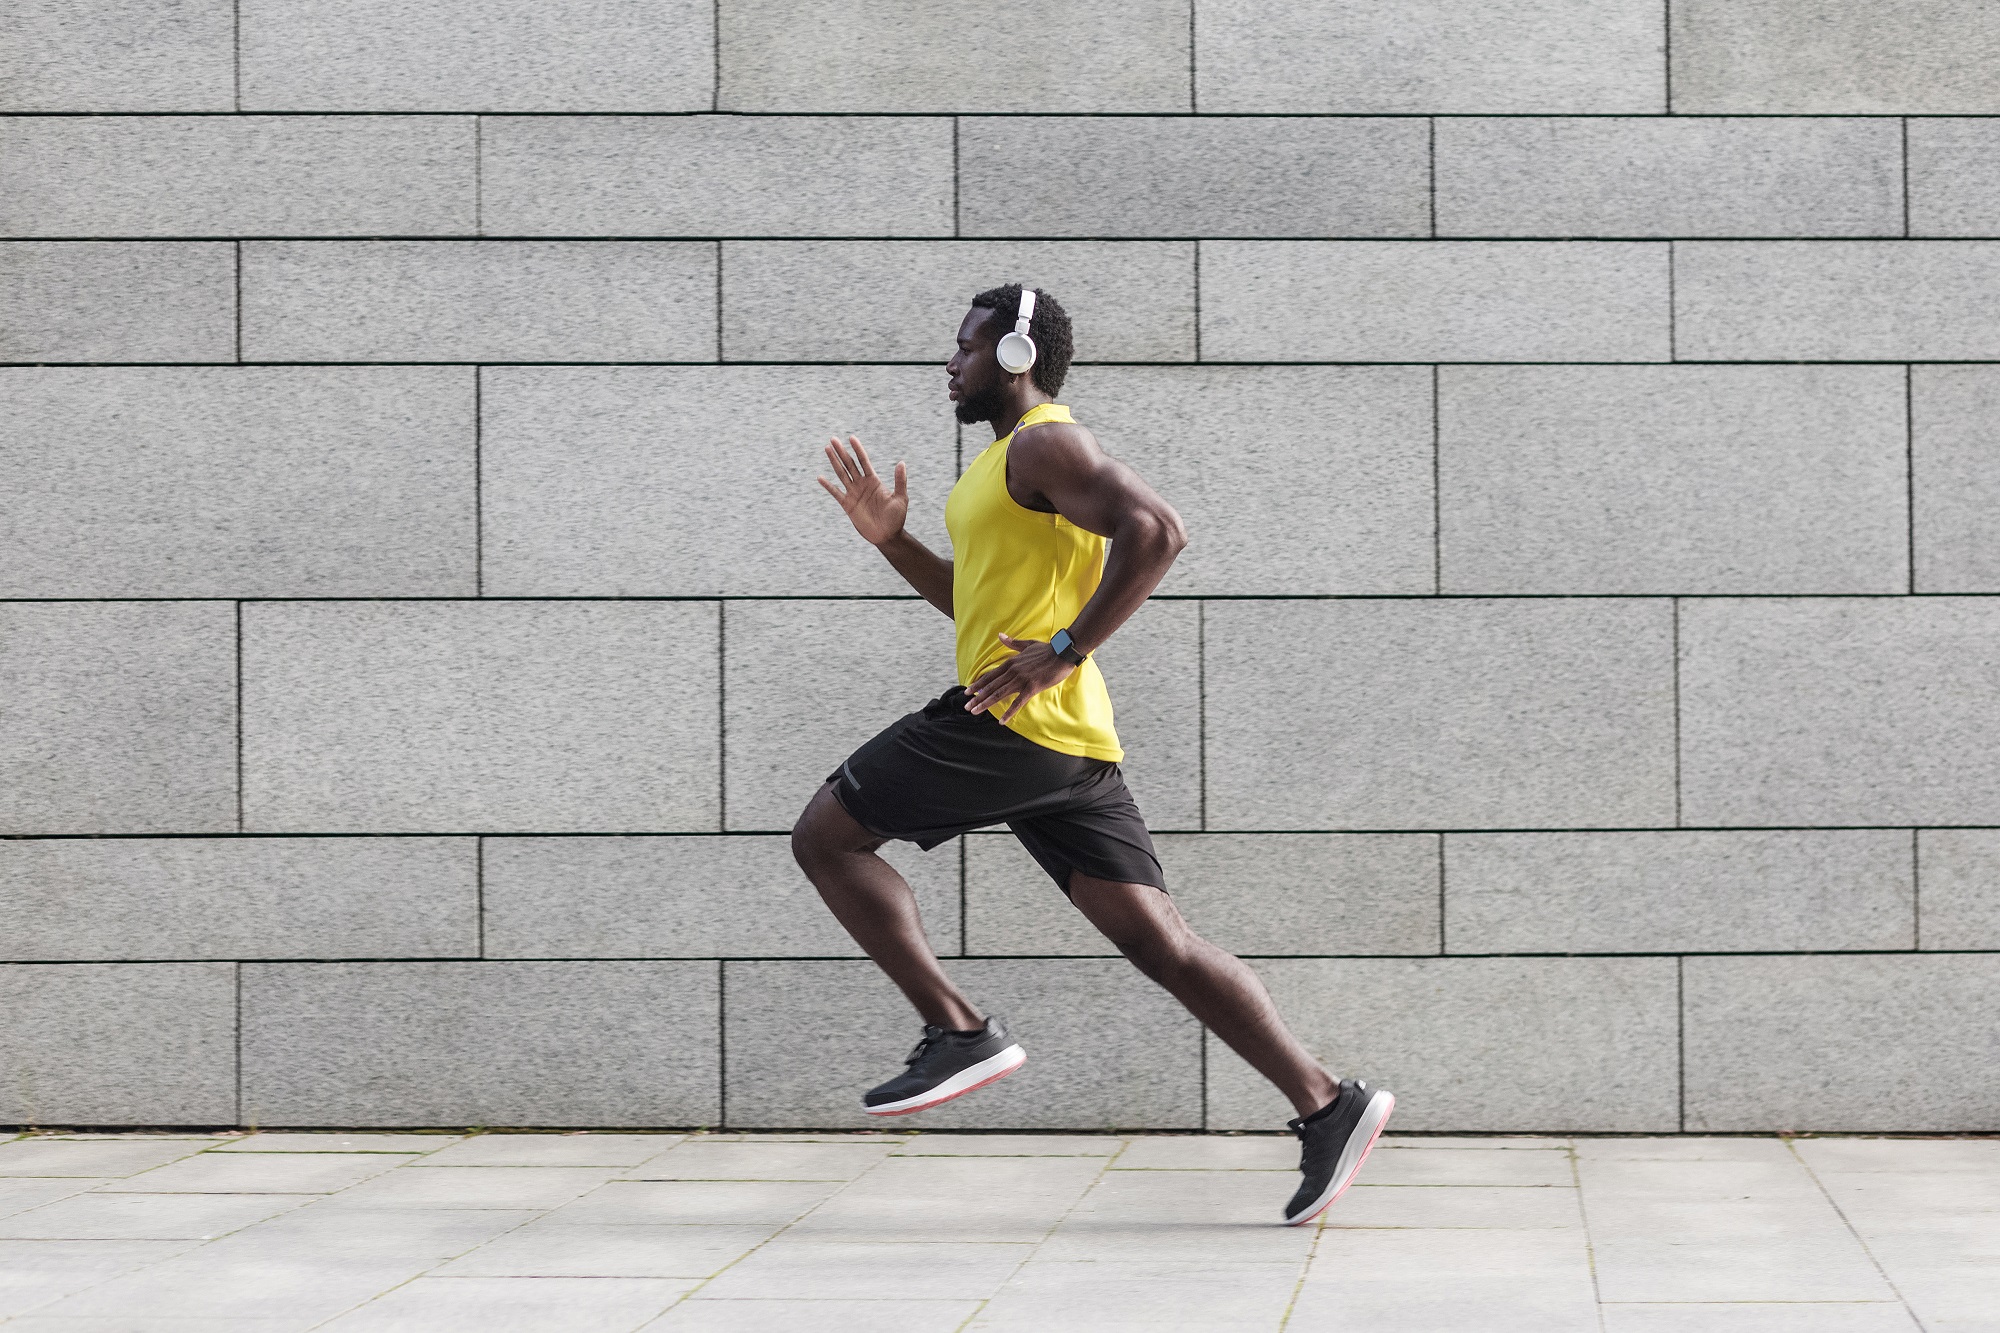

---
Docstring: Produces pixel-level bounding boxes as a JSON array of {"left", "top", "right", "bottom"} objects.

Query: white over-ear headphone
[{"left": 994, "top": 286, "right": 1038, "bottom": 375}]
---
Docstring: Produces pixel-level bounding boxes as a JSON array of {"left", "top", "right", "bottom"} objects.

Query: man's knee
[{"left": 791, "top": 782, "right": 875, "bottom": 871}]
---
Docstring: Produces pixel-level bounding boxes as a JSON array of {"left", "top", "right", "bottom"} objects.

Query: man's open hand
[
  {"left": 818, "top": 434, "right": 907, "bottom": 548},
  {"left": 965, "top": 632, "right": 1076, "bottom": 723}
]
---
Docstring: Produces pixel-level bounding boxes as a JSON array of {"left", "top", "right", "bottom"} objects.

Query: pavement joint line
[
  {"left": 1785, "top": 1136, "right": 1927, "bottom": 1329},
  {"left": 1567, "top": 1140, "right": 1610, "bottom": 1333}
]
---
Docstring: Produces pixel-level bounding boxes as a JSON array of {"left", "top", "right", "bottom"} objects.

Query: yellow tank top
[{"left": 945, "top": 402, "right": 1123, "bottom": 762}]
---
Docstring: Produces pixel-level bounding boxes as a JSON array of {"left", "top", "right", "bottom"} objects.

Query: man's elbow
[{"left": 1130, "top": 507, "right": 1189, "bottom": 559}]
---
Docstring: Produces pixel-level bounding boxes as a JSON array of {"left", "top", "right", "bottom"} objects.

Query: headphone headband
[{"left": 1015, "top": 287, "right": 1037, "bottom": 335}]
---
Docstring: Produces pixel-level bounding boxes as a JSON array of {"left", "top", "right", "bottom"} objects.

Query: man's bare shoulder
[{"left": 1009, "top": 419, "right": 1103, "bottom": 471}]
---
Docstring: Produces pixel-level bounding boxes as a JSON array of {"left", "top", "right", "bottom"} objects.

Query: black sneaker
[
  {"left": 861, "top": 1016, "right": 1026, "bottom": 1117},
  {"left": 1282, "top": 1077, "right": 1396, "bottom": 1226}
]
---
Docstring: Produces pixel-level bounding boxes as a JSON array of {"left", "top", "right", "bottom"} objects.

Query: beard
[{"left": 953, "top": 377, "right": 1009, "bottom": 425}]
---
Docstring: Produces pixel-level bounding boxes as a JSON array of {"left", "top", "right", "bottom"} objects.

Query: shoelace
[{"left": 903, "top": 1025, "right": 947, "bottom": 1067}]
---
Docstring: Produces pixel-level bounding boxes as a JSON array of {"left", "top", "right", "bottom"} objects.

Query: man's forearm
[
  {"left": 877, "top": 529, "right": 955, "bottom": 617},
  {"left": 1066, "top": 511, "right": 1186, "bottom": 653}
]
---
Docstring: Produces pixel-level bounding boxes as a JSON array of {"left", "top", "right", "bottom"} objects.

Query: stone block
[
  {"left": 1676, "top": 241, "right": 2000, "bottom": 361},
  {"left": 721, "top": 600, "right": 959, "bottom": 831},
  {"left": 1207, "top": 957, "right": 1680, "bottom": 1131},
  {"left": 1088, "top": 598, "right": 1201, "bottom": 831},
  {"left": 958, "top": 118, "right": 1427, "bottom": 238},
  {"left": 0, "top": 243, "right": 234, "bottom": 362},
  {"left": 1917, "top": 830, "right": 2000, "bottom": 950},
  {"left": 1199, "top": 241, "right": 1670, "bottom": 362},
  {"left": 0, "top": 367, "right": 475, "bottom": 598},
  {"left": 723, "top": 959, "right": 1200, "bottom": 1129},
  {"left": 482, "top": 834, "right": 961, "bottom": 958},
  {"left": 1196, "top": 0, "right": 1663, "bottom": 113},
  {"left": 480, "top": 366, "right": 952, "bottom": 596},
  {"left": 720, "top": 241, "right": 1194, "bottom": 363},
  {"left": 1671, "top": 0, "right": 2000, "bottom": 113},
  {"left": 1436, "top": 118, "right": 1900, "bottom": 237},
  {"left": 1914, "top": 365, "right": 2000, "bottom": 593},
  {"left": 0, "top": 602, "right": 235, "bottom": 836},
  {"left": 0, "top": 116, "right": 474, "bottom": 237},
  {"left": 1679, "top": 598, "right": 2000, "bottom": 826},
  {"left": 1444, "top": 831, "right": 1915, "bottom": 954},
  {"left": 1204, "top": 599, "right": 1676, "bottom": 830},
  {"left": 241, "top": 601, "right": 719, "bottom": 833},
  {"left": 240, "top": 0, "right": 711, "bottom": 111},
  {"left": 963, "top": 835, "right": 1112, "bottom": 956},
  {"left": 966, "top": 832, "right": 1440, "bottom": 956},
  {"left": 0, "top": 0, "right": 233, "bottom": 111},
  {"left": 1063, "top": 365, "right": 1434, "bottom": 596},
  {"left": 1909, "top": 120, "right": 2000, "bottom": 236},
  {"left": 1685, "top": 954, "right": 2000, "bottom": 1131},
  {"left": 718, "top": 0, "right": 1187, "bottom": 112},
  {"left": 481, "top": 116, "right": 951, "bottom": 237},
  {"left": 241, "top": 242, "right": 716, "bottom": 362},
  {"left": 0, "top": 963, "right": 235, "bottom": 1125},
  {"left": 1437, "top": 365, "right": 1908, "bottom": 595},
  {"left": 0, "top": 837, "right": 477, "bottom": 962},
  {"left": 240, "top": 961, "right": 720, "bottom": 1126}
]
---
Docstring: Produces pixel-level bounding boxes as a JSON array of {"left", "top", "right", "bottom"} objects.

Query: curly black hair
[{"left": 970, "top": 283, "right": 1074, "bottom": 399}]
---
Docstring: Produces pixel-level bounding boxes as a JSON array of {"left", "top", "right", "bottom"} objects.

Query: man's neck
[{"left": 990, "top": 392, "right": 1055, "bottom": 440}]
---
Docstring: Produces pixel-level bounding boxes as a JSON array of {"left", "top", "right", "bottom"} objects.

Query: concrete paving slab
[
  {"left": 0, "top": 1140, "right": 225, "bottom": 1177},
  {"left": 628, "top": 1141, "right": 893, "bottom": 1181},
  {"left": 417, "top": 1134, "right": 683, "bottom": 1168},
  {"left": 1326, "top": 1183, "right": 1586, "bottom": 1230},
  {"left": 548, "top": 1179, "right": 839, "bottom": 1227},
  {"left": 319, "top": 1275, "right": 696, "bottom": 1331},
  {"left": 1601, "top": 1304, "right": 1921, "bottom": 1332},
  {"left": 1360, "top": 1148, "right": 1577, "bottom": 1187},
  {"left": 326, "top": 1166, "right": 621, "bottom": 1211},
  {"left": 433, "top": 1221, "right": 778, "bottom": 1278},
  {"left": 0, "top": 1238, "right": 200, "bottom": 1318},
  {"left": 695, "top": 1239, "right": 1033, "bottom": 1300},
  {"left": 1382, "top": 1135, "right": 1574, "bottom": 1150},
  {"left": 1110, "top": 1137, "right": 1295, "bottom": 1171},
  {"left": 891, "top": 1134, "right": 1126, "bottom": 1156},
  {"left": 1576, "top": 1136, "right": 1798, "bottom": 1161},
  {"left": 0, "top": 1178, "right": 111, "bottom": 1220},
  {"left": 102, "top": 1153, "right": 415, "bottom": 1194},
  {"left": 1581, "top": 1157, "right": 1894, "bottom": 1302},
  {"left": 210, "top": 1134, "right": 463, "bottom": 1155},
  {"left": 1297, "top": 1226, "right": 1600, "bottom": 1332},
  {"left": 0, "top": 1191, "right": 316, "bottom": 1240},
  {"left": 784, "top": 1155, "right": 1105, "bottom": 1242},
  {"left": 968, "top": 1259, "right": 1303, "bottom": 1330},
  {"left": 644, "top": 1299, "right": 982, "bottom": 1331},
  {"left": 2, "top": 1312, "right": 304, "bottom": 1320},
  {"left": 1033, "top": 1170, "right": 1317, "bottom": 1262}
]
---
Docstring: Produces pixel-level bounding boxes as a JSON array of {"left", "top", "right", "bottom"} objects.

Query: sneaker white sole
[
  {"left": 1284, "top": 1089, "right": 1396, "bottom": 1226},
  {"left": 861, "top": 1044, "right": 1027, "bottom": 1117}
]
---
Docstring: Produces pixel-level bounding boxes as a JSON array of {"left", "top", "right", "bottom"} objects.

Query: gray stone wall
[{"left": 3, "top": 0, "right": 1997, "bottom": 1133}]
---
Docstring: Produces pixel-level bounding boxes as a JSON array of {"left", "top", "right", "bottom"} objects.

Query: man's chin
[{"left": 952, "top": 399, "right": 987, "bottom": 425}]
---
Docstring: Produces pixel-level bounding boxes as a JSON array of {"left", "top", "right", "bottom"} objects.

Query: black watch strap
[{"left": 1051, "top": 627, "right": 1089, "bottom": 666}]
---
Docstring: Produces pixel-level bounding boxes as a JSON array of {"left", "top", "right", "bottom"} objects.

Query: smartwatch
[{"left": 1050, "top": 627, "right": 1089, "bottom": 666}]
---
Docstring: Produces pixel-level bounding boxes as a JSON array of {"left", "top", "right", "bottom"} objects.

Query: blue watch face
[{"left": 1051, "top": 629, "right": 1072, "bottom": 654}]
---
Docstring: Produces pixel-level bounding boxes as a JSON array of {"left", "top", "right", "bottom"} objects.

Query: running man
[{"left": 792, "top": 284, "right": 1393, "bottom": 1225}]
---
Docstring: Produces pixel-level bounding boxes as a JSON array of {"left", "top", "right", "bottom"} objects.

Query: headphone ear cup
[{"left": 995, "top": 331, "right": 1037, "bottom": 375}]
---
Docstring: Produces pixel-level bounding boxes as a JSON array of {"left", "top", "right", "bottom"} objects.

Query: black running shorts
[{"left": 827, "top": 685, "right": 1166, "bottom": 894}]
